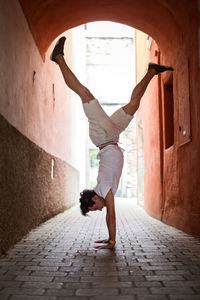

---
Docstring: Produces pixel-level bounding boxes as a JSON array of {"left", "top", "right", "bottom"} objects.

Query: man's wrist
[{"left": 109, "top": 239, "right": 116, "bottom": 245}]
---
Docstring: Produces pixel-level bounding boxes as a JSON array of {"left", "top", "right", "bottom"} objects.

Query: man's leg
[
  {"left": 51, "top": 37, "right": 94, "bottom": 103},
  {"left": 122, "top": 63, "right": 173, "bottom": 116}
]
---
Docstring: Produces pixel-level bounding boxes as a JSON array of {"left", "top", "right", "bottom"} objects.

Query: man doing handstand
[{"left": 50, "top": 36, "right": 173, "bottom": 249}]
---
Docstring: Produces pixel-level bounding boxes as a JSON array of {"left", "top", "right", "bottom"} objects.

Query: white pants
[{"left": 83, "top": 99, "right": 133, "bottom": 147}]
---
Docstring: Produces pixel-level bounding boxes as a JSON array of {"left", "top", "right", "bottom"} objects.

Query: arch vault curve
[{"left": 19, "top": 0, "right": 184, "bottom": 60}]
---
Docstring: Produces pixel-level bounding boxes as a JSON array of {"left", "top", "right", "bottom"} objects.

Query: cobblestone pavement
[{"left": 0, "top": 198, "right": 200, "bottom": 300}]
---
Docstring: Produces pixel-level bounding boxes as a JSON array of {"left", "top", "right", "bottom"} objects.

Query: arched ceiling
[{"left": 19, "top": 0, "right": 191, "bottom": 59}]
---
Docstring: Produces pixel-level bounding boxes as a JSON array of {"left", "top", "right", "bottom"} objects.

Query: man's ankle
[
  {"left": 148, "top": 68, "right": 156, "bottom": 76},
  {"left": 55, "top": 54, "right": 63, "bottom": 63}
]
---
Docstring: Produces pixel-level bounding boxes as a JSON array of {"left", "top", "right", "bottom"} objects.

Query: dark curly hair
[{"left": 79, "top": 189, "right": 97, "bottom": 216}]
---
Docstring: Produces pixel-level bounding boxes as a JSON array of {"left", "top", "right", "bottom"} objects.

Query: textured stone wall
[{"left": 0, "top": 113, "right": 79, "bottom": 253}]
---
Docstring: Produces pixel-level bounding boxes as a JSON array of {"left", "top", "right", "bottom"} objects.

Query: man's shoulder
[{"left": 94, "top": 181, "right": 113, "bottom": 200}]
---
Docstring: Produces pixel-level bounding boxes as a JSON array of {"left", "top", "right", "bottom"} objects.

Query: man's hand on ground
[
  {"left": 94, "top": 239, "right": 109, "bottom": 244},
  {"left": 94, "top": 243, "right": 115, "bottom": 249}
]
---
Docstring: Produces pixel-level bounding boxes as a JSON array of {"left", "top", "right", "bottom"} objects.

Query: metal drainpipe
[{"left": 156, "top": 49, "right": 165, "bottom": 221}]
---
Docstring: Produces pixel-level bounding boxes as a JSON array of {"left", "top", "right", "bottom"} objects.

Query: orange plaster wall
[
  {"left": 0, "top": 0, "right": 86, "bottom": 169},
  {"left": 160, "top": 3, "right": 200, "bottom": 236},
  {"left": 135, "top": 34, "right": 163, "bottom": 219},
  {"left": 135, "top": 1, "right": 200, "bottom": 236}
]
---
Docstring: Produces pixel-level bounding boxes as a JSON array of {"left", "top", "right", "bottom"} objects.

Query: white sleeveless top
[{"left": 94, "top": 145, "right": 124, "bottom": 199}]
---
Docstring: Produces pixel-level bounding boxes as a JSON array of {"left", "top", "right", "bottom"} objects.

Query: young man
[{"left": 51, "top": 36, "right": 173, "bottom": 249}]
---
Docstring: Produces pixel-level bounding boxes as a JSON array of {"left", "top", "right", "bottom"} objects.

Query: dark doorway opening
[{"left": 163, "top": 76, "right": 174, "bottom": 149}]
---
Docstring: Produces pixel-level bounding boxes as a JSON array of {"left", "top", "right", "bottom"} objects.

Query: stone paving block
[
  {"left": 127, "top": 262, "right": 150, "bottom": 267},
  {"left": 184, "top": 275, "right": 200, "bottom": 280},
  {"left": 92, "top": 281, "right": 132, "bottom": 288},
  {"left": 83, "top": 266, "right": 118, "bottom": 272},
  {"left": 145, "top": 275, "right": 184, "bottom": 281},
  {"left": 15, "top": 275, "right": 54, "bottom": 282},
  {"left": 0, "top": 269, "right": 7, "bottom": 276},
  {"left": 149, "top": 262, "right": 183, "bottom": 266},
  {"left": 120, "top": 287, "right": 150, "bottom": 295},
  {"left": 10, "top": 296, "right": 57, "bottom": 300},
  {"left": 22, "top": 281, "right": 63, "bottom": 289},
  {"left": 137, "top": 296, "right": 168, "bottom": 300},
  {"left": 169, "top": 296, "right": 200, "bottom": 300},
  {"left": 141, "top": 265, "right": 176, "bottom": 271},
  {"left": 31, "top": 271, "right": 67, "bottom": 277},
  {"left": 24, "top": 266, "right": 59, "bottom": 271},
  {"left": 45, "top": 288, "right": 75, "bottom": 296},
  {"left": 0, "top": 295, "right": 9, "bottom": 300},
  {"left": 53, "top": 276, "right": 80, "bottom": 282},
  {"left": 90, "top": 296, "right": 136, "bottom": 300},
  {"left": 189, "top": 268, "right": 200, "bottom": 275},
  {"left": 32, "top": 258, "right": 64, "bottom": 263},
  {"left": 14, "top": 257, "right": 34, "bottom": 262},
  {"left": 5, "top": 270, "right": 31, "bottom": 276},
  {"left": 94, "top": 270, "right": 128, "bottom": 276},
  {"left": 0, "top": 262, "right": 17, "bottom": 266},
  {"left": 63, "top": 282, "right": 91, "bottom": 288},
  {"left": 150, "top": 287, "right": 195, "bottom": 294},
  {"left": 25, "top": 255, "right": 47, "bottom": 260},
  {"left": 120, "top": 275, "right": 145, "bottom": 282},
  {"left": 69, "top": 270, "right": 93, "bottom": 276},
  {"left": 137, "top": 258, "right": 167, "bottom": 263},
  {"left": 129, "top": 270, "right": 154, "bottom": 276},
  {"left": 76, "top": 288, "right": 119, "bottom": 296},
  {"left": 59, "top": 266, "right": 82, "bottom": 272},
  {"left": 154, "top": 270, "right": 192, "bottom": 275},
  {"left": 16, "top": 262, "right": 39, "bottom": 266},
  {"left": 194, "top": 287, "right": 200, "bottom": 293},
  {"left": 0, "top": 275, "right": 15, "bottom": 280},
  {"left": 39, "top": 262, "right": 72, "bottom": 267},
  {"left": 80, "top": 276, "right": 118, "bottom": 282},
  {"left": 176, "top": 265, "right": 200, "bottom": 271},
  {"left": 0, "top": 287, "right": 45, "bottom": 295},
  {"left": 134, "top": 281, "right": 163, "bottom": 287},
  {"left": 94, "top": 261, "right": 127, "bottom": 267},
  {"left": 0, "top": 280, "right": 22, "bottom": 288},
  {"left": 56, "top": 297, "right": 88, "bottom": 300},
  {"left": 163, "top": 280, "right": 200, "bottom": 287}
]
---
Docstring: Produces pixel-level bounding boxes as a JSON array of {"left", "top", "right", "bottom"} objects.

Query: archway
[
  {"left": 0, "top": 1, "right": 198, "bottom": 255},
  {"left": 19, "top": 0, "right": 182, "bottom": 59},
  {"left": 19, "top": 0, "right": 200, "bottom": 237}
]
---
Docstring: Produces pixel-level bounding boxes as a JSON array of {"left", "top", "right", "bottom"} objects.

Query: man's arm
[
  {"left": 94, "top": 189, "right": 116, "bottom": 249},
  {"left": 106, "top": 190, "right": 116, "bottom": 242}
]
